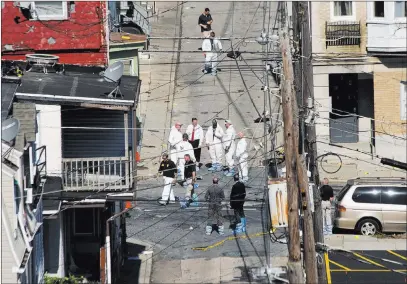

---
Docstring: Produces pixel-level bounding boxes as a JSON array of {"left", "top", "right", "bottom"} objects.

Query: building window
[
  {"left": 374, "top": 1, "right": 385, "bottom": 17},
  {"left": 73, "top": 208, "right": 98, "bottom": 236},
  {"left": 401, "top": 82, "right": 407, "bottom": 121},
  {"left": 395, "top": 1, "right": 407, "bottom": 17},
  {"left": 31, "top": 1, "right": 68, "bottom": 20},
  {"left": 333, "top": 1, "right": 353, "bottom": 17}
]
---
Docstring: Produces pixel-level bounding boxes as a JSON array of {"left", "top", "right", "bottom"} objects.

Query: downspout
[{"left": 105, "top": 207, "right": 134, "bottom": 284}]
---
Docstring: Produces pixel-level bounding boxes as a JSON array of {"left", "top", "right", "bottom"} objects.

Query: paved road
[{"left": 327, "top": 250, "right": 407, "bottom": 283}]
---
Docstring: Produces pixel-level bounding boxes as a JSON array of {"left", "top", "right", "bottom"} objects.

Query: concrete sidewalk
[
  {"left": 324, "top": 234, "right": 407, "bottom": 251},
  {"left": 151, "top": 256, "right": 288, "bottom": 283}
]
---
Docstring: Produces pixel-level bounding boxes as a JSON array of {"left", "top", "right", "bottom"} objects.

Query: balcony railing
[
  {"left": 325, "top": 21, "right": 361, "bottom": 47},
  {"left": 62, "top": 156, "right": 133, "bottom": 191}
]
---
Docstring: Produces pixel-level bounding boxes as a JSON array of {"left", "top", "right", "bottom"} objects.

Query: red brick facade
[{"left": 1, "top": 1, "right": 107, "bottom": 66}]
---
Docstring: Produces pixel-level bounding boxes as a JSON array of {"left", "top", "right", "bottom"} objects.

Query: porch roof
[{"left": 14, "top": 65, "right": 140, "bottom": 108}]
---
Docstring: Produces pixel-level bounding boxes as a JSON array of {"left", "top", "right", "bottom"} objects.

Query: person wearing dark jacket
[
  {"left": 230, "top": 174, "right": 246, "bottom": 233},
  {"left": 320, "top": 178, "right": 334, "bottom": 235},
  {"left": 158, "top": 153, "right": 177, "bottom": 205},
  {"left": 204, "top": 176, "right": 225, "bottom": 235}
]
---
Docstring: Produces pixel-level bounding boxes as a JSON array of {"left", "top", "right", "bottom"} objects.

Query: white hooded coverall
[
  {"left": 202, "top": 37, "right": 223, "bottom": 72},
  {"left": 223, "top": 125, "right": 237, "bottom": 168},
  {"left": 168, "top": 126, "right": 183, "bottom": 164},
  {"left": 235, "top": 137, "right": 248, "bottom": 181},
  {"left": 205, "top": 124, "right": 225, "bottom": 165},
  {"left": 177, "top": 141, "right": 195, "bottom": 180}
]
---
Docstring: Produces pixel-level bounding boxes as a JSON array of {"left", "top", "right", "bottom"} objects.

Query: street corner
[{"left": 326, "top": 249, "right": 407, "bottom": 284}]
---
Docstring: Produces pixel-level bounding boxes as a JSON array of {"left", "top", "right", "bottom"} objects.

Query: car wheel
[{"left": 357, "top": 219, "right": 380, "bottom": 236}]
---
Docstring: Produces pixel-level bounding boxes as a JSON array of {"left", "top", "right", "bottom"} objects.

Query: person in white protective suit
[
  {"left": 223, "top": 120, "right": 237, "bottom": 177},
  {"left": 201, "top": 31, "right": 222, "bottom": 75},
  {"left": 177, "top": 133, "right": 196, "bottom": 180},
  {"left": 205, "top": 119, "right": 225, "bottom": 172},
  {"left": 168, "top": 122, "right": 183, "bottom": 166},
  {"left": 235, "top": 132, "right": 249, "bottom": 183}
]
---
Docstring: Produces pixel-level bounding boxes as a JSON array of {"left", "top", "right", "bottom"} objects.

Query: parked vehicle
[{"left": 333, "top": 177, "right": 407, "bottom": 236}]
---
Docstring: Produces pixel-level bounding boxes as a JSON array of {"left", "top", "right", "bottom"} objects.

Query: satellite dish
[
  {"left": 2, "top": 118, "right": 20, "bottom": 142},
  {"left": 103, "top": 61, "right": 124, "bottom": 99}
]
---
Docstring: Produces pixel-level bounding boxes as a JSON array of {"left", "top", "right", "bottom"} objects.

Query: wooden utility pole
[
  {"left": 279, "top": 7, "right": 304, "bottom": 283},
  {"left": 299, "top": 2, "right": 327, "bottom": 282}
]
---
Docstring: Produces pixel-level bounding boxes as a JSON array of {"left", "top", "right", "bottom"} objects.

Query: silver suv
[{"left": 334, "top": 177, "right": 407, "bottom": 236}]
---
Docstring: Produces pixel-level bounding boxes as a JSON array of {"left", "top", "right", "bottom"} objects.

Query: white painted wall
[{"left": 36, "top": 105, "right": 62, "bottom": 177}]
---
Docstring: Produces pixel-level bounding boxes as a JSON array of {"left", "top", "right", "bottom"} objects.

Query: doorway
[{"left": 329, "top": 74, "right": 359, "bottom": 143}]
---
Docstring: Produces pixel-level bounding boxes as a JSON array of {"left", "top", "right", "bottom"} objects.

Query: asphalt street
[{"left": 327, "top": 250, "right": 407, "bottom": 284}]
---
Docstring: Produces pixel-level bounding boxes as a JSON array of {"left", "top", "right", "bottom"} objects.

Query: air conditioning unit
[
  {"left": 268, "top": 180, "right": 288, "bottom": 228},
  {"left": 25, "top": 188, "right": 33, "bottom": 204}
]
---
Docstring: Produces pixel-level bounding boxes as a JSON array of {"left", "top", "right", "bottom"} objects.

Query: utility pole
[
  {"left": 279, "top": 4, "right": 304, "bottom": 283},
  {"left": 299, "top": 2, "right": 326, "bottom": 282}
]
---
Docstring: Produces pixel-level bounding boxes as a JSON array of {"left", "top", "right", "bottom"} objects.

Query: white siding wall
[
  {"left": 36, "top": 105, "right": 62, "bottom": 177},
  {"left": 1, "top": 222, "right": 18, "bottom": 283}
]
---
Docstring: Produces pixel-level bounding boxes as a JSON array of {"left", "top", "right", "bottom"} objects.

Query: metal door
[{"left": 329, "top": 74, "right": 359, "bottom": 143}]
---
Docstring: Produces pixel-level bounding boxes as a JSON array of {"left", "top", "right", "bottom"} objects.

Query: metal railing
[
  {"left": 34, "top": 146, "right": 47, "bottom": 188},
  {"left": 325, "top": 21, "right": 361, "bottom": 47},
  {"left": 62, "top": 156, "right": 132, "bottom": 191}
]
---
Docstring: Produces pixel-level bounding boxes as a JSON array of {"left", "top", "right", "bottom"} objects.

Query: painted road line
[
  {"left": 191, "top": 232, "right": 267, "bottom": 251},
  {"left": 329, "top": 259, "right": 351, "bottom": 271},
  {"left": 387, "top": 250, "right": 407, "bottom": 261},
  {"left": 353, "top": 252, "right": 386, "bottom": 268},
  {"left": 331, "top": 269, "right": 407, "bottom": 272},
  {"left": 325, "top": 252, "right": 332, "bottom": 284}
]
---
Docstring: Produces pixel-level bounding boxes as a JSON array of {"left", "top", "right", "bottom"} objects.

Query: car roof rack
[{"left": 347, "top": 177, "right": 406, "bottom": 185}]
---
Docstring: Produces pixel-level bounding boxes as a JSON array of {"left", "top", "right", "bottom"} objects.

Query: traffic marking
[
  {"left": 329, "top": 259, "right": 351, "bottom": 271},
  {"left": 324, "top": 252, "right": 332, "bottom": 284},
  {"left": 387, "top": 250, "right": 407, "bottom": 261},
  {"left": 352, "top": 252, "right": 386, "bottom": 268},
  {"left": 331, "top": 269, "right": 407, "bottom": 272}
]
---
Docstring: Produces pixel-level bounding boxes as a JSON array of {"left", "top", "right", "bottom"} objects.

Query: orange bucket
[{"left": 135, "top": 151, "right": 141, "bottom": 162}]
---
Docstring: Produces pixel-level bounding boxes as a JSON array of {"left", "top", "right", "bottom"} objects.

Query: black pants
[
  {"left": 189, "top": 139, "right": 201, "bottom": 162},
  {"left": 233, "top": 207, "right": 245, "bottom": 224}
]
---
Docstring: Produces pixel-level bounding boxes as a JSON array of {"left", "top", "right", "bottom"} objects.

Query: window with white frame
[
  {"left": 333, "top": 1, "right": 354, "bottom": 17},
  {"left": 31, "top": 1, "right": 68, "bottom": 20},
  {"left": 395, "top": 1, "right": 407, "bottom": 18},
  {"left": 401, "top": 82, "right": 407, "bottom": 121},
  {"left": 73, "top": 208, "right": 98, "bottom": 236}
]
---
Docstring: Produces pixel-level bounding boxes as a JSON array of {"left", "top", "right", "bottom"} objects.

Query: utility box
[{"left": 268, "top": 179, "right": 288, "bottom": 228}]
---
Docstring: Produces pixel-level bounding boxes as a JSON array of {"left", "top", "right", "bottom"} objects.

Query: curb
[{"left": 127, "top": 238, "right": 154, "bottom": 284}]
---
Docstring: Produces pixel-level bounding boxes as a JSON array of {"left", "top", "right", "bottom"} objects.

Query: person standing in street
[
  {"left": 180, "top": 154, "right": 197, "bottom": 208},
  {"left": 223, "top": 120, "right": 237, "bottom": 177},
  {"left": 158, "top": 153, "right": 177, "bottom": 205},
  {"left": 198, "top": 8, "right": 213, "bottom": 37},
  {"left": 168, "top": 122, "right": 183, "bottom": 166},
  {"left": 201, "top": 31, "right": 222, "bottom": 75},
  {"left": 320, "top": 178, "right": 334, "bottom": 235},
  {"left": 235, "top": 132, "right": 249, "bottom": 183},
  {"left": 205, "top": 176, "right": 225, "bottom": 235},
  {"left": 230, "top": 174, "right": 246, "bottom": 234},
  {"left": 205, "top": 119, "right": 225, "bottom": 172},
  {"left": 186, "top": 118, "right": 204, "bottom": 168},
  {"left": 177, "top": 133, "right": 196, "bottom": 180}
]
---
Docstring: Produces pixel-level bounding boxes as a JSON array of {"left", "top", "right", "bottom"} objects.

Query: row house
[
  {"left": 2, "top": 76, "right": 46, "bottom": 283},
  {"left": 2, "top": 1, "right": 149, "bottom": 283},
  {"left": 311, "top": 1, "right": 407, "bottom": 164}
]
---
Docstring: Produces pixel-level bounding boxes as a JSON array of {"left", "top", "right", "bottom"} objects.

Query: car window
[
  {"left": 352, "top": 187, "right": 381, "bottom": 203},
  {"left": 337, "top": 184, "right": 351, "bottom": 201},
  {"left": 381, "top": 187, "right": 407, "bottom": 205}
]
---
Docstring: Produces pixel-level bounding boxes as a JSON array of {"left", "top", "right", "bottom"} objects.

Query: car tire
[{"left": 357, "top": 218, "right": 380, "bottom": 236}]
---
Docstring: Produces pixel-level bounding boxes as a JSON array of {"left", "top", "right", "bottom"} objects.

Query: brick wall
[
  {"left": 374, "top": 69, "right": 407, "bottom": 135},
  {"left": 312, "top": 2, "right": 367, "bottom": 55},
  {"left": 1, "top": 1, "right": 107, "bottom": 66}
]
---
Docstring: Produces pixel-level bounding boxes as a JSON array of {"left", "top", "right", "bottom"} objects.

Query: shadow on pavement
[{"left": 118, "top": 242, "right": 147, "bottom": 284}]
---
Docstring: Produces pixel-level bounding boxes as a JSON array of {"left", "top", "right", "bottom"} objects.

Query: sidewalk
[
  {"left": 324, "top": 234, "right": 407, "bottom": 251},
  {"left": 151, "top": 256, "right": 288, "bottom": 283}
]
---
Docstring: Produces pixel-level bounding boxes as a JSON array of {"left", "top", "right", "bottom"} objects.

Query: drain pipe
[{"left": 105, "top": 206, "right": 134, "bottom": 284}]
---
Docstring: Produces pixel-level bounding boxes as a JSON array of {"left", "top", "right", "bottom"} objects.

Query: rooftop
[
  {"left": 1, "top": 76, "right": 20, "bottom": 121},
  {"left": 13, "top": 64, "right": 140, "bottom": 107},
  {"left": 110, "top": 32, "right": 147, "bottom": 45}
]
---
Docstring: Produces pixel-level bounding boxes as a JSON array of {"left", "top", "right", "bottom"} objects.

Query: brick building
[
  {"left": 1, "top": 1, "right": 108, "bottom": 66},
  {"left": 311, "top": 1, "right": 407, "bottom": 164}
]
